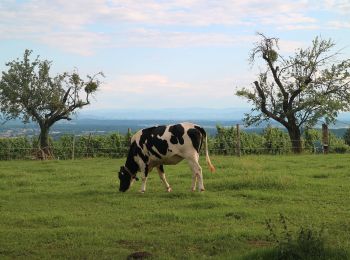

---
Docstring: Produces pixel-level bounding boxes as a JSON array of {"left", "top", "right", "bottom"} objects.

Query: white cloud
[
  {"left": 0, "top": 0, "right": 347, "bottom": 54},
  {"left": 113, "top": 29, "right": 257, "bottom": 48},
  {"left": 103, "top": 74, "right": 191, "bottom": 95},
  {"left": 95, "top": 72, "right": 255, "bottom": 109},
  {"left": 321, "top": 0, "right": 350, "bottom": 14},
  {"left": 38, "top": 32, "right": 110, "bottom": 56},
  {"left": 327, "top": 21, "right": 350, "bottom": 29}
]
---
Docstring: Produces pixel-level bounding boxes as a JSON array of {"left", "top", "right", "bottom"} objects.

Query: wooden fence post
[
  {"left": 322, "top": 123, "right": 329, "bottom": 154},
  {"left": 127, "top": 128, "right": 132, "bottom": 144},
  {"left": 236, "top": 124, "right": 241, "bottom": 157}
]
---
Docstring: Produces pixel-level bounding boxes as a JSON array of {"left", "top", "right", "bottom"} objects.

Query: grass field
[{"left": 1, "top": 155, "right": 350, "bottom": 259}]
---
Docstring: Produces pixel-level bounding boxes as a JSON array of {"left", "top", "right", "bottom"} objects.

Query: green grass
[{"left": 0, "top": 155, "right": 350, "bottom": 259}]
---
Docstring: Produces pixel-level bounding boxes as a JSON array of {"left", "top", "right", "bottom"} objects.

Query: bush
[{"left": 330, "top": 144, "right": 348, "bottom": 154}]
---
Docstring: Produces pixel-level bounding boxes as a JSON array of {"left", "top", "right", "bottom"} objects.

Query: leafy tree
[
  {"left": 236, "top": 33, "right": 350, "bottom": 153},
  {"left": 0, "top": 50, "right": 103, "bottom": 158}
]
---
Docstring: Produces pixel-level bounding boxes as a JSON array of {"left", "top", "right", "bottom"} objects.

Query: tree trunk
[
  {"left": 39, "top": 125, "right": 52, "bottom": 159},
  {"left": 287, "top": 126, "right": 302, "bottom": 154}
]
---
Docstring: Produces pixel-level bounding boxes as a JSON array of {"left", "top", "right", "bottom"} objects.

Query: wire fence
[
  {"left": 1, "top": 124, "right": 348, "bottom": 160},
  {"left": 0, "top": 138, "right": 344, "bottom": 161}
]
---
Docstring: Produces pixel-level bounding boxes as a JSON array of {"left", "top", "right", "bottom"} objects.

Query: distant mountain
[
  {"left": 77, "top": 107, "right": 251, "bottom": 121},
  {"left": 2, "top": 108, "right": 350, "bottom": 138}
]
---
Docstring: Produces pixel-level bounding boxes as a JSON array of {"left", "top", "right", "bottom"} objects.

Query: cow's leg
[
  {"left": 157, "top": 165, "right": 172, "bottom": 192},
  {"left": 187, "top": 154, "right": 204, "bottom": 192},
  {"left": 140, "top": 165, "right": 149, "bottom": 193},
  {"left": 191, "top": 172, "right": 197, "bottom": 192},
  {"left": 140, "top": 176, "right": 148, "bottom": 193}
]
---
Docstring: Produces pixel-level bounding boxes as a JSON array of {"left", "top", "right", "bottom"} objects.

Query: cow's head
[{"left": 118, "top": 166, "right": 137, "bottom": 192}]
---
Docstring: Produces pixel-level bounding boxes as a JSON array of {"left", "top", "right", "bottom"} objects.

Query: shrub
[{"left": 330, "top": 144, "right": 348, "bottom": 154}]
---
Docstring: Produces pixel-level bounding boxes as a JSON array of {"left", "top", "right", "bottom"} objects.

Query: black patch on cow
[
  {"left": 119, "top": 167, "right": 132, "bottom": 192},
  {"left": 145, "top": 164, "right": 149, "bottom": 177},
  {"left": 159, "top": 165, "right": 164, "bottom": 173},
  {"left": 125, "top": 141, "right": 148, "bottom": 174},
  {"left": 125, "top": 141, "right": 140, "bottom": 173},
  {"left": 187, "top": 128, "right": 203, "bottom": 153},
  {"left": 194, "top": 125, "right": 206, "bottom": 138},
  {"left": 149, "top": 148, "right": 161, "bottom": 159},
  {"left": 169, "top": 124, "right": 185, "bottom": 145},
  {"left": 139, "top": 125, "right": 169, "bottom": 158},
  {"left": 194, "top": 125, "right": 206, "bottom": 151}
]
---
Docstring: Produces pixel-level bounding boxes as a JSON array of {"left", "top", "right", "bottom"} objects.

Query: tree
[
  {"left": 236, "top": 33, "right": 350, "bottom": 153},
  {"left": 0, "top": 50, "right": 103, "bottom": 158}
]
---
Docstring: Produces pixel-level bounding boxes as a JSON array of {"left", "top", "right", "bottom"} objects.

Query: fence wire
[{"left": 0, "top": 138, "right": 340, "bottom": 160}]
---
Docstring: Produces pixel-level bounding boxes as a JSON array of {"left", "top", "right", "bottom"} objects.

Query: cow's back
[{"left": 131, "top": 122, "right": 202, "bottom": 163}]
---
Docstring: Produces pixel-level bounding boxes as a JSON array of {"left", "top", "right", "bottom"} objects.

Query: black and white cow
[{"left": 118, "top": 122, "right": 215, "bottom": 193}]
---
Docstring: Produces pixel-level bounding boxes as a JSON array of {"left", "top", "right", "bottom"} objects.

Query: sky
[{"left": 0, "top": 0, "right": 349, "bottom": 113}]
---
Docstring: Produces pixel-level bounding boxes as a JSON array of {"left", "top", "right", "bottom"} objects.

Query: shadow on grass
[{"left": 242, "top": 247, "right": 348, "bottom": 260}]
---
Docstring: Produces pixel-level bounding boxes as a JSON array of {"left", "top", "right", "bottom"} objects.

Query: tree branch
[{"left": 254, "top": 81, "right": 288, "bottom": 128}]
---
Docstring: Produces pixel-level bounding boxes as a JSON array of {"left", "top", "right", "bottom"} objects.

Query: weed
[{"left": 263, "top": 214, "right": 348, "bottom": 260}]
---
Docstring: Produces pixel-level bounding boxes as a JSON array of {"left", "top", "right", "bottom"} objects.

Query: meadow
[{"left": 0, "top": 155, "right": 350, "bottom": 259}]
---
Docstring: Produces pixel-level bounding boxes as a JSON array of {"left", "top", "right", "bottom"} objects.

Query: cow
[{"left": 118, "top": 122, "right": 215, "bottom": 193}]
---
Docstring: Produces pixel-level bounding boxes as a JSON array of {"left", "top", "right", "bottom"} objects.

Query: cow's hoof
[
  {"left": 167, "top": 187, "right": 172, "bottom": 192},
  {"left": 191, "top": 188, "right": 196, "bottom": 192},
  {"left": 140, "top": 190, "right": 145, "bottom": 194},
  {"left": 200, "top": 188, "right": 205, "bottom": 192}
]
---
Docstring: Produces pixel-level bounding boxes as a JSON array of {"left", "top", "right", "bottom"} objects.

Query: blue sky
[{"left": 0, "top": 0, "right": 349, "bottom": 112}]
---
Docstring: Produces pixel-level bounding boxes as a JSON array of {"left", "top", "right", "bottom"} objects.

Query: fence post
[
  {"left": 127, "top": 128, "right": 132, "bottom": 144},
  {"left": 72, "top": 135, "right": 76, "bottom": 160},
  {"left": 236, "top": 124, "right": 241, "bottom": 157},
  {"left": 322, "top": 123, "right": 329, "bottom": 154}
]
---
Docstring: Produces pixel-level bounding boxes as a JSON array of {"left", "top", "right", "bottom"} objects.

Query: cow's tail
[
  {"left": 204, "top": 134, "right": 215, "bottom": 173},
  {"left": 197, "top": 126, "right": 215, "bottom": 173}
]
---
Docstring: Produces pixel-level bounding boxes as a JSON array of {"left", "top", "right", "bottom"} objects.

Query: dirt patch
[
  {"left": 247, "top": 240, "right": 273, "bottom": 248},
  {"left": 126, "top": 251, "right": 152, "bottom": 259}
]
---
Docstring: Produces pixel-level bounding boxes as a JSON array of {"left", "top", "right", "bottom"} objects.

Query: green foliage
[
  {"left": 330, "top": 143, "right": 348, "bottom": 154},
  {"left": 0, "top": 137, "right": 32, "bottom": 160},
  {"left": 52, "top": 133, "right": 130, "bottom": 159},
  {"left": 343, "top": 128, "right": 350, "bottom": 146},
  {"left": 1, "top": 126, "right": 350, "bottom": 160},
  {"left": 262, "top": 126, "right": 291, "bottom": 154},
  {"left": 304, "top": 129, "right": 321, "bottom": 151},
  {"left": 212, "top": 125, "right": 266, "bottom": 155}
]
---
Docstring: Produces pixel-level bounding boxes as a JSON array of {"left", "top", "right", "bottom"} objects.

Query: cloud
[
  {"left": 95, "top": 72, "right": 255, "bottom": 109},
  {"left": 113, "top": 29, "right": 257, "bottom": 48},
  {"left": 103, "top": 74, "right": 190, "bottom": 95},
  {"left": 38, "top": 32, "right": 110, "bottom": 56},
  {"left": 106, "top": 0, "right": 315, "bottom": 27},
  {"left": 327, "top": 21, "right": 350, "bottom": 29},
  {"left": 321, "top": 0, "right": 350, "bottom": 14},
  {"left": 0, "top": 0, "right": 347, "bottom": 54}
]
